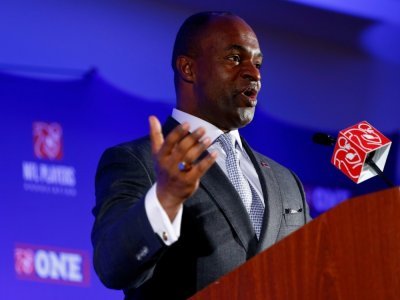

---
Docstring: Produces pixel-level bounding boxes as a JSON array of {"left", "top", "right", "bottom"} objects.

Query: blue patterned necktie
[{"left": 217, "top": 133, "right": 265, "bottom": 239}]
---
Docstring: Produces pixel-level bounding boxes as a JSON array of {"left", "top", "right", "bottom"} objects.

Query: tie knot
[{"left": 217, "top": 133, "right": 236, "bottom": 155}]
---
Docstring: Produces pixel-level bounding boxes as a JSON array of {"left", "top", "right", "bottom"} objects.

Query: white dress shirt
[{"left": 144, "top": 109, "right": 263, "bottom": 245}]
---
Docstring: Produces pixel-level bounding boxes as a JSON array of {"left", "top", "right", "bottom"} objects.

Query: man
[{"left": 92, "top": 11, "right": 310, "bottom": 299}]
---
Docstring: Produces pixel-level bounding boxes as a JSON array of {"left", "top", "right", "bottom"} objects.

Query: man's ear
[{"left": 175, "top": 55, "right": 195, "bottom": 83}]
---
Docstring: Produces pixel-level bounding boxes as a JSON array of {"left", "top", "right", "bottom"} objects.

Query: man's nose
[{"left": 241, "top": 62, "right": 261, "bottom": 82}]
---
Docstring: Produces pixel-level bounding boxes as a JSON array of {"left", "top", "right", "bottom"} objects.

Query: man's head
[{"left": 172, "top": 11, "right": 262, "bottom": 131}]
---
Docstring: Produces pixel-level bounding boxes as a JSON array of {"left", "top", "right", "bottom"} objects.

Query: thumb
[{"left": 149, "top": 115, "right": 164, "bottom": 155}]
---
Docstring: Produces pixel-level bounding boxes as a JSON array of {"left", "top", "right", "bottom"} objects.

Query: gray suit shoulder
[
  {"left": 252, "top": 150, "right": 297, "bottom": 177},
  {"left": 97, "top": 136, "right": 153, "bottom": 170},
  {"left": 114, "top": 135, "right": 152, "bottom": 158}
]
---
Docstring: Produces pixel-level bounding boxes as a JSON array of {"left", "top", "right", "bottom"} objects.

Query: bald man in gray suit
[{"left": 92, "top": 11, "right": 311, "bottom": 300}]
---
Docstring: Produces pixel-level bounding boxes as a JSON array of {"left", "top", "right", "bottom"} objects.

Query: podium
[{"left": 190, "top": 187, "right": 400, "bottom": 299}]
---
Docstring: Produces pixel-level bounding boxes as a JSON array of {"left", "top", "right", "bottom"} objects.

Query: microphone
[
  {"left": 312, "top": 133, "right": 337, "bottom": 146},
  {"left": 312, "top": 121, "right": 394, "bottom": 187}
]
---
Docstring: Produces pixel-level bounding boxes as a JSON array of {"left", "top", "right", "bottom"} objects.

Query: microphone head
[{"left": 312, "top": 133, "right": 337, "bottom": 146}]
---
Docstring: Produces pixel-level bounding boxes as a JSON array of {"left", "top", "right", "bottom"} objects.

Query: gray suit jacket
[{"left": 92, "top": 117, "right": 311, "bottom": 299}]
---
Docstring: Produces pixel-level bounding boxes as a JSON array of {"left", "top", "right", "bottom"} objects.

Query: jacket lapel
[
  {"left": 241, "top": 138, "right": 283, "bottom": 252},
  {"left": 199, "top": 163, "right": 257, "bottom": 253}
]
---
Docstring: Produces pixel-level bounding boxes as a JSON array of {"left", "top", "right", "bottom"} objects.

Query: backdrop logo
[
  {"left": 33, "top": 122, "right": 63, "bottom": 160},
  {"left": 14, "top": 244, "right": 90, "bottom": 286},
  {"left": 22, "top": 121, "right": 77, "bottom": 196}
]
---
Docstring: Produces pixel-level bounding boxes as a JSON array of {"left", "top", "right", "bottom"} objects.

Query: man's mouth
[
  {"left": 241, "top": 86, "right": 259, "bottom": 106},
  {"left": 243, "top": 88, "right": 258, "bottom": 99}
]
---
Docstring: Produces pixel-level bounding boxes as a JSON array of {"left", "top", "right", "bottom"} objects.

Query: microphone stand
[{"left": 365, "top": 153, "right": 395, "bottom": 188}]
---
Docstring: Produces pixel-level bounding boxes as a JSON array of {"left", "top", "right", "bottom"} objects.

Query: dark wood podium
[{"left": 190, "top": 187, "right": 400, "bottom": 300}]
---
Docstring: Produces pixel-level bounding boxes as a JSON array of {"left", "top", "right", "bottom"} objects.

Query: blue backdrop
[{"left": 1, "top": 70, "right": 398, "bottom": 299}]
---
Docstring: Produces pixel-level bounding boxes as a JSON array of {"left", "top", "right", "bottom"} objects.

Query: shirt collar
[{"left": 171, "top": 108, "right": 243, "bottom": 150}]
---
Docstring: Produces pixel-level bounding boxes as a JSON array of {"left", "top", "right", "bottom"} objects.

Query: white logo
[
  {"left": 22, "top": 161, "right": 77, "bottom": 196},
  {"left": 15, "top": 244, "right": 90, "bottom": 286}
]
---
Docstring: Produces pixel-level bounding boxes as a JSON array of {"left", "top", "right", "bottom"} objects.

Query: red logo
[
  {"left": 332, "top": 136, "right": 364, "bottom": 181},
  {"left": 15, "top": 247, "right": 35, "bottom": 275},
  {"left": 33, "top": 122, "right": 63, "bottom": 160},
  {"left": 342, "top": 121, "right": 390, "bottom": 151},
  {"left": 331, "top": 121, "right": 391, "bottom": 183}
]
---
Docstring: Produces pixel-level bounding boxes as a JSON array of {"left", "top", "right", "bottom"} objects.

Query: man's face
[{"left": 192, "top": 16, "right": 262, "bottom": 131}]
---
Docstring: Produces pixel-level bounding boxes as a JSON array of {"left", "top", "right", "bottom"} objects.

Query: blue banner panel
[{"left": 0, "top": 70, "right": 171, "bottom": 300}]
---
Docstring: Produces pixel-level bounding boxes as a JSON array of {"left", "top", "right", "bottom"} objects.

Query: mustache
[{"left": 237, "top": 82, "right": 261, "bottom": 96}]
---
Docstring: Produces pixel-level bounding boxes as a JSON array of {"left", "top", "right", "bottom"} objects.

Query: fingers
[
  {"left": 149, "top": 115, "right": 217, "bottom": 177},
  {"left": 188, "top": 151, "right": 218, "bottom": 179},
  {"left": 149, "top": 115, "right": 203, "bottom": 161},
  {"left": 158, "top": 121, "right": 190, "bottom": 158},
  {"left": 174, "top": 134, "right": 217, "bottom": 179},
  {"left": 173, "top": 127, "right": 207, "bottom": 163}
]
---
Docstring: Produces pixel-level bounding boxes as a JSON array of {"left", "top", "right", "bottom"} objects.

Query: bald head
[{"left": 171, "top": 12, "right": 238, "bottom": 85}]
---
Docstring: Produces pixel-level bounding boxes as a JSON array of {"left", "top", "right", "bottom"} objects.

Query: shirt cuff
[{"left": 144, "top": 183, "right": 182, "bottom": 246}]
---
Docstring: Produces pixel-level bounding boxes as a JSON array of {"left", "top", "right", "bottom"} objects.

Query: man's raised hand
[{"left": 149, "top": 115, "right": 217, "bottom": 221}]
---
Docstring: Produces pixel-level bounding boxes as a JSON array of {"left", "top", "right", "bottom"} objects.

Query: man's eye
[
  {"left": 255, "top": 63, "right": 262, "bottom": 69},
  {"left": 228, "top": 55, "right": 241, "bottom": 63}
]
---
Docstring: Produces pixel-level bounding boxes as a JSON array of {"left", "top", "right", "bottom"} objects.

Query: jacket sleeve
[{"left": 91, "top": 144, "right": 167, "bottom": 290}]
